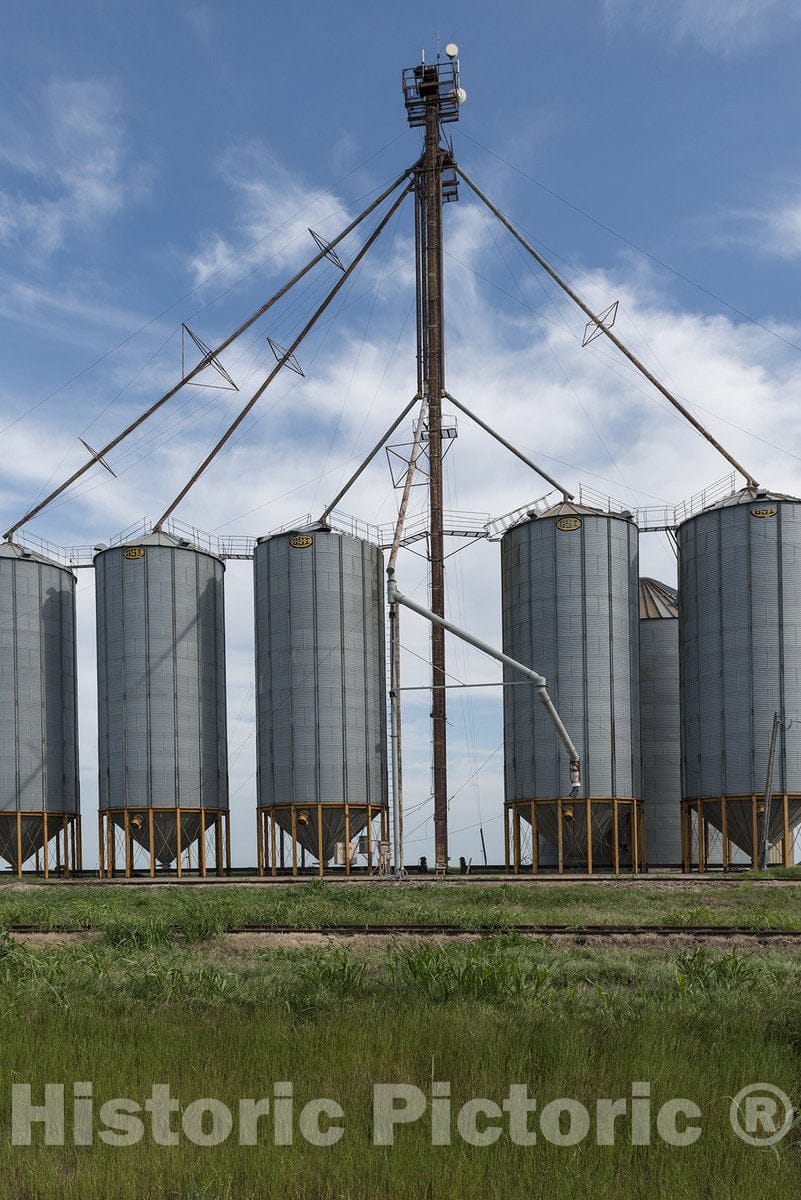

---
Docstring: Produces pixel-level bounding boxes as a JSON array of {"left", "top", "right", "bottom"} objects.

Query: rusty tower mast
[{"left": 403, "top": 47, "right": 464, "bottom": 871}]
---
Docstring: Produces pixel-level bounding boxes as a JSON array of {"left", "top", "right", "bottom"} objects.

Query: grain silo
[
  {"left": 502, "top": 502, "right": 642, "bottom": 873},
  {"left": 254, "top": 527, "right": 388, "bottom": 875},
  {"left": 94, "top": 531, "right": 229, "bottom": 876},
  {"left": 639, "top": 577, "right": 681, "bottom": 868},
  {"left": 0, "top": 543, "right": 81, "bottom": 875},
  {"left": 679, "top": 488, "right": 801, "bottom": 868}
]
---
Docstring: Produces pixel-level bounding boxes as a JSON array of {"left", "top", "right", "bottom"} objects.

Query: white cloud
[
  {"left": 754, "top": 197, "right": 801, "bottom": 259},
  {"left": 185, "top": 140, "right": 410, "bottom": 289},
  {"left": 603, "top": 0, "right": 801, "bottom": 53},
  {"left": 0, "top": 79, "right": 145, "bottom": 256}
]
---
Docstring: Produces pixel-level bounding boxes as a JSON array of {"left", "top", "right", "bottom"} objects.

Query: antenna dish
[
  {"left": 456, "top": 87, "right": 468, "bottom": 105},
  {"left": 445, "top": 42, "right": 459, "bottom": 58}
]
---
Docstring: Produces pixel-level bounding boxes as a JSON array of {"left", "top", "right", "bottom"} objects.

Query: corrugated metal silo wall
[
  {"left": 640, "top": 615, "right": 681, "bottom": 865},
  {"left": 0, "top": 557, "right": 79, "bottom": 813},
  {"left": 95, "top": 545, "right": 228, "bottom": 810},
  {"left": 679, "top": 497, "right": 801, "bottom": 843},
  {"left": 254, "top": 531, "right": 388, "bottom": 814},
  {"left": 501, "top": 513, "right": 640, "bottom": 804}
]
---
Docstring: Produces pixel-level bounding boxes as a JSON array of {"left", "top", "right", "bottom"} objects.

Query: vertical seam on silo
[
  {"left": 39, "top": 565, "right": 47, "bottom": 812},
  {"left": 195, "top": 551, "right": 203, "bottom": 811},
  {"left": 580, "top": 519, "right": 589, "bottom": 799},
  {"left": 120, "top": 552, "right": 128, "bottom": 808},
  {"left": 12, "top": 561, "right": 19, "bottom": 815},
  {"left": 746, "top": 505, "right": 754, "bottom": 799},
  {"left": 315, "top": 536, "right": 322, "bottom": 809},
  {"left": 716, "top": 511, "right": 726, "bottom": 800},
  {"left": 362, "top": 540, "right": 370, "bottom": 807},
  {"left": 607, "top": 519, "right": 617, "bottom": 797},
  {"left": 777, "top": 505, "right": 786, "bottom": 792},
  {"left": 631, "top": 523, "right": 640, "bottom": 801},
  {"left": 57, "top": 566, "right": 65, "bottom": 809},
  {"left": 71, "top": 570, "right": 79, "bottom": 812},
  {"left": 168, "top": 547, "right": 176, "bottom": 810},
  {"left": 218, "top": 558, "right": 228, "bottom": 809},
  {"left": 144, "top": 546, "right": 153, "bottom": 809},
  {"left": 40, "top": 564, "right": 48, "bottom": 813},
  {"left": 253, "top": 549, "right": 262, "bottom": 807},
  {"left": 339, "top": 536, "right": 347, "bottom": 808},
  {"left": 378, "top": 546, "right": 388, "bottom": 806},
  {"left": 288, "top": 540, "right": 295, "bottom": 807}
]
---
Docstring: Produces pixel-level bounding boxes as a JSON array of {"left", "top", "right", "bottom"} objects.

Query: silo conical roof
[{"left": 639, "top": 577, "right": 678, "bottom": 619}]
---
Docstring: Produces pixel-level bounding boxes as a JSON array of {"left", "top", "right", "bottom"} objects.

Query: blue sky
[{"left": 3, "top": 1, "right": 801, "bottom": 868}]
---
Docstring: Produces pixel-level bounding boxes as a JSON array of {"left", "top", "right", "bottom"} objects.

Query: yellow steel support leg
[
  {"left": 317, "top": 805, "right": 324, "bottom": 879},
  {"left": 43, "top": 811, "right": 49, "bottom": 880},
  {"left": 16, "top": 811, "right": 22, "bottom": 880},
  {"left": 345, "top": 804, "right": 351, "bottom": 877},
  {"left": 783, "top": 794, "right": 790, "bottom": 868},
  {"left": 215, "top": 815, "right": 223, "bottom": 877},
  {"left": 504, "top": 806, "right": 510, "bottom": 874},
  {"left": 107, "top": 815, "right": 115, "bottom": 878},
  {"left": 612, "top": 798, "right": 620, "bottom": 877},
  {"left": 586, "top": 796, "right": 593, "bottom": 876},
  {"left": 291, "top": 807, "right": 298, "bottom": 877},
  {"left": 557, "top": 800, "right": 564, "bottom": 876},
  {"left": 199, "top": 809, "right": 207, "bottom": 878},
  {"left": 270, "top": 811, "right": 277, "bottom": 878},
  {"left": 721, "top": 797, "right": 729, "bottom": 871},
  {"left": 513, "top": 806, "right": 520, "bottom": 875},
  {"left": 531, "top": 800, "right": 537, "bottom": 875},
  {"left": 123, "top": 809, "right": 132, "bottom": 878},
  {"left": 176, "top": 811, "right": 183, "bottom": 879}
]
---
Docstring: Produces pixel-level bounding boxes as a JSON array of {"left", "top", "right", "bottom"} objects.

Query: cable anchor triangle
[
  {"left": 78, "top": 438, "right": 117, "bottom": 477},
  {"left": 308, "top": 229, "right": 346, "bottom": 271},
  {"left": 181, "top": 324, "right": 239, "bottom": 391},
  {"left": 582, "top": 300, "right": 619, "bottom": 347},
  {"left": 266, "top": 336, "right": 305, "bottom": 377}
]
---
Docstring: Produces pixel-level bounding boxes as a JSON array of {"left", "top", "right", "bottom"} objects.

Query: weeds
[{"left": 388, "top": 941, "right": 549, "bottom": 1003}]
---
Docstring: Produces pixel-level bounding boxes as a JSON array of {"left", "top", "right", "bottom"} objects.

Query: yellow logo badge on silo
[
  {"left": 751, "top": 507, "right": 777, "bottom": 518},
  {"left": 556, "top": 517, "right": 582, "bottom": 532},
  {"left": 123, "top": 547, "right": 145, "bottom": 559},
  {"left": 289, "top": 534, "right": 314, "bottom": 548}
]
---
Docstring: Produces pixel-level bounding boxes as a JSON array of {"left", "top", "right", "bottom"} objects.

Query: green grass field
[
  {"left": 1, "top": 882, "right": 800, "bottom": 1198},
  {"left": 1, "top": 878, "right": 801, "bottom": 938}
]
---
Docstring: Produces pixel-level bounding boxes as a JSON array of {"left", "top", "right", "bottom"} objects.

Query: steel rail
[{"left": 7, "top": 923, "right": 801, "bottom": 938}]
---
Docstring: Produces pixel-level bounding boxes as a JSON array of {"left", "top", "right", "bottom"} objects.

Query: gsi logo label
[{"left": 289, "top": 534, "right": 314, "bottom": 548}]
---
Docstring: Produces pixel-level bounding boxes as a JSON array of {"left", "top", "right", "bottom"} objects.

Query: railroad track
[{"left": 5, "top": 923, "right": 801, "bottom": 939}]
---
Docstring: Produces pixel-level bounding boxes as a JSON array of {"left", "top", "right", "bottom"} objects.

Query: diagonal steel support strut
[
  {"left": 442, "top": 391, "right": 572, "bottom": 500},
  {"left": 154, "top": 183, "right": 414, "bottom": 528},
  {"left": 457, "top": 165, "right": 759, "bottom": 491},
  {"left": 3, "top": 167, "right": 415, "bottom": 541}
]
